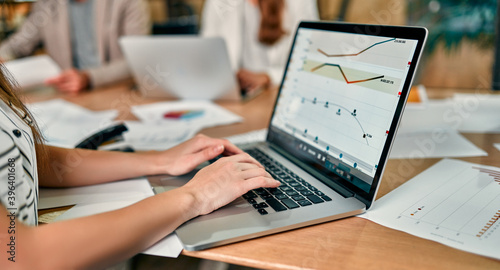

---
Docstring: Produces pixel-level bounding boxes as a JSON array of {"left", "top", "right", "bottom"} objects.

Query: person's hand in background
[
  {"left": 45, "top": 68, "right": 90, "bottom": 94},
  {"left": 237, "top": 68, "right": 271, "bottom": 94}
]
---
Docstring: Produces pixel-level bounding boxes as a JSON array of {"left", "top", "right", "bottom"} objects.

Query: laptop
[
  {"left": 120, "top": 36, "right": 258, "bottom": 101},
  {"left": 168, "top": 22, "right": 427, "bottom": 250}
]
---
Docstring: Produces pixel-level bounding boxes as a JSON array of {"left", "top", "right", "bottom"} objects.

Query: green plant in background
[{"left": 408, "top": 0, "right": 497, "bottom": 54}]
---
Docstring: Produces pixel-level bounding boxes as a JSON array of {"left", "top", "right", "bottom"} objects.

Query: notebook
[
  {"left": 120, "top": 36, "right": 260, "bottom": 101},
  {"left": 172, "top": 21, "right": 427, "bottom": 250}
]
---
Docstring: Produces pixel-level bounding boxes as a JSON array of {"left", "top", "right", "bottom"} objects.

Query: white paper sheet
[
  {"left": 4, "top": 55, "right": 61, "bottom": 89},
  {"left": 399, "top": 96, "right": 500, "bottom": 134},
  {"left": 131, "top": 100, "right": 243, "bottom": 133},
  {"left": 453, "top": 93, "right": 500, "bottom": 101},
  {"left": 361, "top": 159, "right": 500, "bottom": 260},
  {"left": 54, "top": 198, "right": 146, "bottom": 221},
  {"left": 399, "top": 100, "right": 455, "bottom": 132},
  {"left": 142, "top": 234, "right": 184, "bottom": 258},
  {"left": 389, "top": 129, "right": 487, "bottom": 159},
  {"left": 495, "top": 143, "right": 500, "bottom": 152},
  {"left": 451, "top": 94, "right": 500, "bottom": 133},
  {"left": 54, "top": 191, "right": 183, "bottom": 258},
  {"left": 122, "top": 121, "right": 197, "bottom": 151},
  {"left": 27, "top": 99, "right": 118, "bottom": 147},
  {"left": 39, "top": 178, "right": 154, "bottom": 209}
]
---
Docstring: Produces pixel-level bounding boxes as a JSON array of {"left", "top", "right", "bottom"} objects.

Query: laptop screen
[{"left": 267, "top": 22, "right": 426, "bottom": 205}]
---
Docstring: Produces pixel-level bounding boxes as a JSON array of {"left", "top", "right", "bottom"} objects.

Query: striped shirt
[{"left": 0, "top": 99, "right": 38, "bottom": 226}]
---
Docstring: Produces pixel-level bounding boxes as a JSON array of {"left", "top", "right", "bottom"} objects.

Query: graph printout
[
  {"left": 271, "top": 28, "right": 418, "bottom": 192},
  {"left": 362, "top": 159, "right": 500, "bottom": 260}
]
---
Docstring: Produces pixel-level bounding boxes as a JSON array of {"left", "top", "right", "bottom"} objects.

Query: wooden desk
[{"left": 26, "top": 83, "right": 500, "bottom": 270}]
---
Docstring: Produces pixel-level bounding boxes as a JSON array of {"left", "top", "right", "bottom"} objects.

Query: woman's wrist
[
  {"left": 167, "top": 186, "right": 202, "bottom": 220},
  {"left": 136, "top": 150, "right": 171, "bottom": 176}
]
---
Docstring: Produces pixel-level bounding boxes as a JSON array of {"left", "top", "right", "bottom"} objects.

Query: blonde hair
[{"left": 0, "top": 65, "right": 48, "bottom": 172}]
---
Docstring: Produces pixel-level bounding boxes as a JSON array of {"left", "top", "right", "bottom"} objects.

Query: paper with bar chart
[
  {"left": 271, "top": 28, "right": 418, "bottom": 178},
  {"left": 362, "top": 159, "right": 500, "bottom": 260}
]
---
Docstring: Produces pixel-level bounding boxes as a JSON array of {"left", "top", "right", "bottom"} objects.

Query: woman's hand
[
  {"left": 181, "top": 153, "right": 281, "bottom": 216},
  {"left": 155, "top": 134, "right": 243, "bottom": 176}
]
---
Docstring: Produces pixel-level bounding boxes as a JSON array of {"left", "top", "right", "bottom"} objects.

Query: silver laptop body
[
  {"left": 120, "top": 36, "right": 241, "bottom": 101},
  {"left": 168, "top": 22, "right": 427, "bottom": 251}
]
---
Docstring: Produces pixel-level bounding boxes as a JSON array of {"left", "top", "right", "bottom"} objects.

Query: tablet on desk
[{"left": 120, "top": 36, "right": 259, "bottom": 101}]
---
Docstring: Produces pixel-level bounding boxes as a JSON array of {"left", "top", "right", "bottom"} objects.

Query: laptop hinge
[{"left": 268, "top": 143, "right": 355, "bottom": 198}]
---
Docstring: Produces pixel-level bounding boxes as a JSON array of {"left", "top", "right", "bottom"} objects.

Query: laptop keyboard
[{"left": 243, "top": 149, "right": 332, "bottom": 215}]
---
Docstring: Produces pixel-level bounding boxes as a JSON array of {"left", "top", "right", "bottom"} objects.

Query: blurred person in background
[
  {"left": 0, "top": 0, "right": 150, "bottom": 94},
  {"left": 201, "top": 0, "right": 318, "bottom": 93}
]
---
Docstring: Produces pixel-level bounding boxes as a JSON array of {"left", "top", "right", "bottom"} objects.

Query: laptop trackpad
[
  {"left": 195, "top": 197, "right": 254, "bottom": 221},
  {"left": 177, "top": 198, "right": 268, "bottom": 247},
  {"left": 149, "top": 171, "right": 198, "bottom": 194}
]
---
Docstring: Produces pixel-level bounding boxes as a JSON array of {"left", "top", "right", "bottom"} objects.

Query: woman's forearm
[
  {"left": 0, "top": 142, "right": 279, "bottom": 269},
  {"left": 1, "top": 188, "right": 198, "bottom": 270},
  {"left": 40, "top": 146, "right": 164, "bottom": 187}
]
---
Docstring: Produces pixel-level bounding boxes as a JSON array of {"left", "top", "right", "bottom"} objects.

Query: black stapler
[{"left": 75, "top": 123, "right": 134, "bottom": 152}]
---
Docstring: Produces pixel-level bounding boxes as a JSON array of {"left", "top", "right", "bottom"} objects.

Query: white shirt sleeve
[
  {"left": 266, "top": 0, "right": 319, "bottom": 85},
  {"left": 200, "top": 0, "right": 319, "bottom": 85},
  {"left": 200, "top": 0, "right": 245, "bottom": 71}
]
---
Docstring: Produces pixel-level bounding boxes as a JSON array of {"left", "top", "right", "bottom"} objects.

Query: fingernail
[
  {"left": 215, "top": 145, "right": 224, "bottom": 152},
  {"left": 274, "top": 180, "right": 281, "bottom": 185}
]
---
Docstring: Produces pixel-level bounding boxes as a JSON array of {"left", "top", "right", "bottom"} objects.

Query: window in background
[
  {"left": 151, "top": 0, "right": 199, "bottom": 35},
  {"left": 407, "top": 0, "right": 497, "bottom": 89},
  {"left": 0, "top": 1, "right": 32, "bottom": 41}
]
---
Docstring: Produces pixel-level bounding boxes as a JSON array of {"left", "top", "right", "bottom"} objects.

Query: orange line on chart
[{"left": 311, "top": 63, "right": 384, "bottom": 84}]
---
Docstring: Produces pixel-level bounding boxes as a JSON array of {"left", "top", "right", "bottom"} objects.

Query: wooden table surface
[{"left": 27, "top": 82, "right": 500, "bottom": 270}]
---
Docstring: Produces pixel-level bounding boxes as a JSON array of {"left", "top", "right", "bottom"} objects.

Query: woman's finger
[
  {"left": 239, "top": 167, "right": 272, "bottom": 180},
  {"left": 187, "top": 144, "right": 225, "bottom": 168},
  {"left": 220, "top": 153, "right": 263, "bottom": 167},
  {"left": 189, "top": 135, "right": 243, "bottom": 155},
  {"left": 242, "top": 176, "right": 281, "bottom": 191},
  {"left": 234, "top": 162, "right": 263, "bottom": 171}
]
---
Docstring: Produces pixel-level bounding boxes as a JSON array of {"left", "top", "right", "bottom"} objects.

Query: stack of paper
[
  {"left": 27, "top": 99, "right": 119, "bottom": 148},
  {"left": 392, "top": 92, "right": 500, "bottom": 159},
  {"left": 400, "top": 93, "right": 500, "bottom": 134},
  {"left": 128, "top": 100, "right": 243, "bottom": 150},
  {"left": 122, "top": 121, "right": 197, "bottom": 150},
  {"left": 4, "top": 55, "right": 60, "bottom": 90},
  {"left": 39, "top": 178, "right": 154, "bottom": 209},
  {"left": 39, "top": 177, "right": 184, "bottom": 258},
  {"left": 131, "top": 100, "right": 242, "bottom": 130},
  {"left": 390, "top": 129, "right": 487, "bottom": 159}
]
